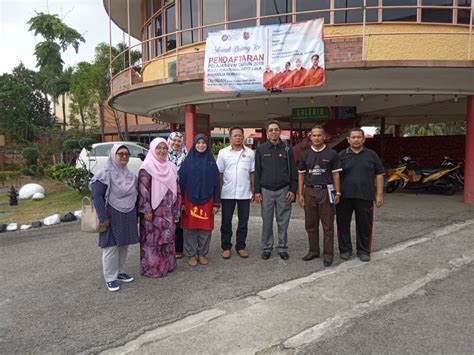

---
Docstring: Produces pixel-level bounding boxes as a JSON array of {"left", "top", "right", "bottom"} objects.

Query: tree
[
  {"left": 0, "top": 63, "right": 53, "bottom": 143},
  {"left": 69, "top": 62, "right": 99, "bottom": 133},
  {"left": 27, "top": 12, "right": 85, "bottom": 124},
  {"left": 90, "top": 42, "right": 141, "bottom": 139}
]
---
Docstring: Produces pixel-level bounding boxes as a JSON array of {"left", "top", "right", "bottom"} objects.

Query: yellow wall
[{"left": 142, "top": 24, "right": 472, "bottom": 82}]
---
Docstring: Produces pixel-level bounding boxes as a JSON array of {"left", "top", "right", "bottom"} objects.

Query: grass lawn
[{"left": 0, "top": 178, "right": 85, "bottom": 225}]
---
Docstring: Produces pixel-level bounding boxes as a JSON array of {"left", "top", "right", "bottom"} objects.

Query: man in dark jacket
[{"left": 254, "top": 120, "right": 298, "bottom": 260}]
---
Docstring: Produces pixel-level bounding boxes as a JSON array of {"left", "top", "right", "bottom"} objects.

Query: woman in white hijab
[
  {"left": 167, "top": 132, "right": 187, "bottom": 258},
  {"left": 90, "top": 144, "right": 139, "bottom": 292}
]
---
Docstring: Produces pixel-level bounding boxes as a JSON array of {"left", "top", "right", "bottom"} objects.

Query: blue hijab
[{"left": 179, "top": 134, "right": 219, "bottom": 205}]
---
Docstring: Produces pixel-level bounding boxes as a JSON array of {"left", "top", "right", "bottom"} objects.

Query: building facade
[{"left": 103, "top": 0, "right": 474, "bottom": 203}]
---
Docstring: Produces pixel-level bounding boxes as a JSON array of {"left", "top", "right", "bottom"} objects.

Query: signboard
[
  {"left": 292, "top": 107, "right": 331, "bottom": 121},
  {"left": 204, "top": 19, "right": 325, "bottom": 93}
]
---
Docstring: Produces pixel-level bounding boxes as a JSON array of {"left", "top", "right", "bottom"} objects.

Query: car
[{"left": 76, "top": 141, "right": 149, "bottom": 176}]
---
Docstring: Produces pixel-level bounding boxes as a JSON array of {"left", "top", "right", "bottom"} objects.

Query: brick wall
[
  {"left": 325, "top": 37, "right": 363, "bottom": 65},
  {"left": 0, "top": 147, "right": 25, "bottom": 171}
]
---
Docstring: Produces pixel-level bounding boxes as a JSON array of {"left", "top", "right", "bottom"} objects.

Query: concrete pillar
[
  {"left": 184, "top": 104, "right": 196, "bottom": 151},
  {"left": 464, "top": 96, "right": 474, "bottom": 204}
]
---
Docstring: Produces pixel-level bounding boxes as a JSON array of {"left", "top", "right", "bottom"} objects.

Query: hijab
[
  {"left": 167, "top": 131, "right": 187, "bottom": 170},
  {"left": 178, "top": 134, "right": 219, "bottom": 205},
  {"left": 89, "top": 144, "right": 138, "bottom": 213},
  {"left": 139, "top": 137, "right": 178, "bottom": 209}
]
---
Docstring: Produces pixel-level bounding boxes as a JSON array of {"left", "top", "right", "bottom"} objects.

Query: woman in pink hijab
[{"left": 138, "top": 138, "right": 181, "bottom": 278}]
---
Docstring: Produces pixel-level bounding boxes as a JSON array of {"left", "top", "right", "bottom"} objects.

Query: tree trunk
[
  {"left": 113, "top": 109, "right": 124, "bottom": 140},
  {"left": 79, "top": 106, "right": 86, "bottom": 133},
  {"left": 124, "top": 112, "right": 129, "bottom": 140},
  {"left": 99, "top": 104, "right": 105, "bottom": 141},
  {"left": 62, "top": 93, "right": 67, "bottom": 130}
]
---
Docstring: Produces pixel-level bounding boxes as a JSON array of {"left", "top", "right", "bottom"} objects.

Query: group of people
[
  {"left": 263, "top": 54, "right": 326, "bottom": 91},
  {"left": 91, "top": 121, "right": 385, "bottom": 292}
]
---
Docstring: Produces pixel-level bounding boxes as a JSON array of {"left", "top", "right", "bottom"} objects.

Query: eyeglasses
[
  {"left": 268, "top": 128, "right": 280, "bottom": 132},
  {"left": 116, "top": 152, "right": 130, "bottom": 157}
]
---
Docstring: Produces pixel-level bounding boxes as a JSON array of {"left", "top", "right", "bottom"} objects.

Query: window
[
  {"left": 153, "top": 0, "right": 161, "bottom": 14},
  {"left": 296, "top": 0, "right": 330, "bottom": 25},
  {"left": 457, "top": 0, "right": 471, "bottom": 24},
  {"left": 127, "top": 144, "right": 143, "bottom": 158},
  {"left": 334, "top": 0, "right": 378, "bottom": 23},
  {"left": 261, "top": 0, "right": 292, "bottom": 25},
  {"left": 202, "top": 0, "right": 225, "bottom": 39},
  {"left": 165, "top": 5, "right": 177, "bottom": 51},
  {"left": 422, "top": 0, "right": 453, "bottom": 23},
  {"left": 146, "top": 0, "right": 152, "bottom": 19},
  {"left": 146, "top": 23, "right": 153, "bottom": 60},
  {"left": 180, "top": 0, "right": 199, "bottom": 45},
  {"left": 92, "top": 145, "right": 113, "bottom": 157},
  {"left": 228, "top": 0, "right": 256, "bottom": 29},
  {"left": 383, "top": 0, "right": 417, "bottom": 22},
  {"left": 155, "top": 16, "right": 163, "bottom": 56}
]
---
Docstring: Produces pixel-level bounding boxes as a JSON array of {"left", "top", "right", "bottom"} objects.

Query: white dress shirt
[{"left": 216, "top": 145, "right": 255, "bottom": 199}]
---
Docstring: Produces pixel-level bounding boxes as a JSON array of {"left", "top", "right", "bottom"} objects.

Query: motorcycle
[{"left": 385, "top": 156, "right": 463, "bottom": 195}]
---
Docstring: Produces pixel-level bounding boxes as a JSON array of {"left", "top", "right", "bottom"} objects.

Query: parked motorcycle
[{"left": 385, "top": 156, "right": 463, "bottom": 195}]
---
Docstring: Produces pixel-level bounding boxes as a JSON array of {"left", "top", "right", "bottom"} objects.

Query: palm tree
[{"left": 27, "top": 12, "right": 85, "bottom": 122}]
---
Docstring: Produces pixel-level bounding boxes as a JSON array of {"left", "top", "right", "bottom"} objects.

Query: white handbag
[{"left": 81, "top": 197, "right": 100, "bottom": 233}]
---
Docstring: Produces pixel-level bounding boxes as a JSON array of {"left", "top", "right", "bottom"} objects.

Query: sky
[{"left": 0, "top": 0, "right": 139, "bottom": 74}]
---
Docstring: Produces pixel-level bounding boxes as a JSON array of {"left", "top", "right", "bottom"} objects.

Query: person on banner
[
  {"left": 138, "top": 138, "right": 181, "bottom": 278},
  {"left": 292, "top": 58, "right": 308, "bottom": 88},
  {"left": 336, "top": 128, "right": 385, "bottom": 262},
  {"left": 280, "top": 61, "right": 293, "bottom": 89},
  {"left": 216, "top": 126, "right": 255, "bottom": 259},
  {"left": 90, "top": 144, "right": 138, "bottom": 292},
  {"left": 298, "top": 125, "right": 341, "bottom": 267},
  {"left": 263, "top": 66, "right": 275, "bottom": 90},
  {"left": 179, "top": 134, "right": 221, "bottom": 267},
  {"left": 254, "top": 120, "right": 298, "bottom": 260},
  {"left": 308, "top": 54, "right": 325, "bottom": 87},
  {"left": 167, "top": 131, "right": 188, "bottom": 259}
]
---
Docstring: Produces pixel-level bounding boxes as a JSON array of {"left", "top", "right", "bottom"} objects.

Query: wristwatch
[{"left": 336, "top": 192, "right": 341, "bottom": 196}]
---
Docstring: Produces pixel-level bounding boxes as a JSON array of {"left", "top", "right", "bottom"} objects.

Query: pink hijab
[{"left": 139, "top": 138, "right": 178, "bottom": 209}]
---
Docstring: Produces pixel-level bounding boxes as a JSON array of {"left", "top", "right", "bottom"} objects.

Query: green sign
[{"left": 292, "top": 107, "right": 331, "bottom": 121}]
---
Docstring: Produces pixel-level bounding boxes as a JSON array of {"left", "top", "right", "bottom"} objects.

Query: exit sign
[{"left": 292, "top": 107, "right": 331, "bottom": 121}]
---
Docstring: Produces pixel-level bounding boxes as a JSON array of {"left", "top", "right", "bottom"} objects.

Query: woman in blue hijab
[{"left": 179, "top": 134, "right": 220, "bottom": 267}]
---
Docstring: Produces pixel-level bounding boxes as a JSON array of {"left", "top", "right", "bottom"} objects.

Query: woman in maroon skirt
[{"left": 138, "top": 138, "right": 181, "bottom": 278}]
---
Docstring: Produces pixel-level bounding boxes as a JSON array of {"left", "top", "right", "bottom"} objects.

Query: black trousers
[
  {"left": 336, "top": 198, "right": 374, "bottom": 256},
  {"left": 175, "top": 221, "right": 183, "bottom": 253},
  {"left": 220, "top": 199, "right": 250, "bottom": 251}
]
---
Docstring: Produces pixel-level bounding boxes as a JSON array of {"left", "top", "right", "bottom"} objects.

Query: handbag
[{"left": 81, "top": 196, "right": 100, "bottom": 233}]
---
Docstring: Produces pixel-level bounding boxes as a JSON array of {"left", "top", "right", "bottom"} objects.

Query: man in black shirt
[
  {"left": 336, "top": 128, "right": 385, "bottom": 262},
  {"left": 254, "top": 120, "right": 298, "bottom": 260},
  {"left": 298, "top": 125, "right": 341, "bottom": 267}
]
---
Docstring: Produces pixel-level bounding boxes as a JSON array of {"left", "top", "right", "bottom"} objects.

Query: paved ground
[{"left": 1, "top": 191, "right": 473, "bottom": 354}]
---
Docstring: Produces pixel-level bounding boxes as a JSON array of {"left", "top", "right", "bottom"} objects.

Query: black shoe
[
  {"left": 358, "top": 254, "right": 370, "bottom": 262},
  {"left": 323, "top": 257, "right": 333, "bottom": 267},
  {"left": 279, "top": 252, "right": 289, "bottom": 260},
  {"left": 261, "top": 252, "right": 271, "bottom": 260},
  {"left": 302, "top": 253, "right": 320, "bottom": 261},
  {"left": 340, "top": 252, "right": 352, "bottom": 260}
]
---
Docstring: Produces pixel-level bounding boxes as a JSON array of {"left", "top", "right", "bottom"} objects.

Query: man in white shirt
[{"left": 216, "top": 127, "right": 255, "bottom": 259}]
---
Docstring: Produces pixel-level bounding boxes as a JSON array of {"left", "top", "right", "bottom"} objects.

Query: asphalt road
[{"left": 1, "top": 192, "right": 473, "bottom": 354}]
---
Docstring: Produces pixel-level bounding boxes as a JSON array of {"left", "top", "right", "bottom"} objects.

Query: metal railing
[{"left": 109, "top": 2, "right": 474, "bottom": 95}]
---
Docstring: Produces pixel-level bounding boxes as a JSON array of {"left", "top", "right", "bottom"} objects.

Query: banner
[{"left": 204, "top": 19, "right": 325, "bottom": 93}]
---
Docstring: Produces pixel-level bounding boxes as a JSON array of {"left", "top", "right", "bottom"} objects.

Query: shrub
[
  {"left": 21, "top": 167, "right": 34, "bottom": 176},
  {"left": 22, "top": 146, "right": 39, "bottom": 168},
  {"left": 211, "top": 142, "right": 228, "bottom": 156},
  {"left": 49, "top": 163, "right": 89, "bottom": 193}
]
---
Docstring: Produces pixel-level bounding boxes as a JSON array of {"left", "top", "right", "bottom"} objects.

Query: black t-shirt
[
  {"left": 338, "top": 147, "right": 385, "bottom": 201},
  {"left": 298, "top": 146, "right": 341, "bottom": 186}
]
